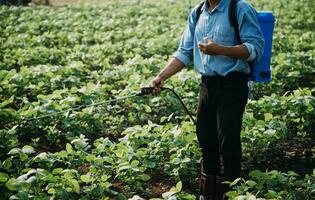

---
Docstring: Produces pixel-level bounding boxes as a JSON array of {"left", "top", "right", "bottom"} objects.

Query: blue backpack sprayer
[{"left": 195, "top": 0, "right": 275, "bottom": 83}]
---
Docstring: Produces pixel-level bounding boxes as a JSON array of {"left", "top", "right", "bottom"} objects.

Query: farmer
[{"left": 149, "top": 0, "right": 264, "bottom": 199}]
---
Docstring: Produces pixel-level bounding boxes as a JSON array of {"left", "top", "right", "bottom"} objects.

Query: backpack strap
[
  {"left": 195, "top": 1, "right": 206, "bottom": 24},
  {"left": 229, "top": 0, "right": 242, "bottom": 44},
  {"left": 229, "top": 0, "right": 255, "bottom": 81},
  {"left": 196, "top": 0, "right": 240, "bottom": 44}
]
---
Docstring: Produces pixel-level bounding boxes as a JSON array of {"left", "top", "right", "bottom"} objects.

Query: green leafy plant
[{"left": 0, "top": 0, "right": 314, "bottom": 199}]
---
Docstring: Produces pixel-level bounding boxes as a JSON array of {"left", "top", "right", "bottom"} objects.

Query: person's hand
[
  {"left": 150, "top": 76, "right": 164, "bottom": 95},
  {"left": 198, "top": 37, "right": 222, "bottom": 55}
]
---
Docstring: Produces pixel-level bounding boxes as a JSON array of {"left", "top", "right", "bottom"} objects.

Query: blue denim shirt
[{"left": 173, "top": 0, "right": 265, "bottom": 76}]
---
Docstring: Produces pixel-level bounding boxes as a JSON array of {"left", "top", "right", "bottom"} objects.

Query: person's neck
[{"left": 208, "top": 0, "right": 221, "bottom": 11}]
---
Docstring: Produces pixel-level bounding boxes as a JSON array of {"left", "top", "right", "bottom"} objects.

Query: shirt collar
[{"left": 202, "top": 0, "right": 229, "bottom": 13}]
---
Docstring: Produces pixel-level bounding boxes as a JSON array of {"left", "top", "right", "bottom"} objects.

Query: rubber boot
[
  {"left": 216, "top": 176, "right": 230, "bottom": 200},
  {"left": 199, "top": 160, "right": 216, "bottom": 200},
  {"left": 199, "top": 174, "right": 216, "bottom": 200}
]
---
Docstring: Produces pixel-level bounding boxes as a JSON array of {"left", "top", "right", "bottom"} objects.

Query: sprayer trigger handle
[{"left": 140, "top": 87, "right": 154, "bottom": 95}]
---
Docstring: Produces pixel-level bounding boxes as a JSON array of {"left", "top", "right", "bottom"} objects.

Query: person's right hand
[{"left": 150, "top": 76, "right": 164, "bottom": 95}]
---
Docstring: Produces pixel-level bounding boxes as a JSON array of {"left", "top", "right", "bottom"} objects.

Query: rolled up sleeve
[
  {"left": 243, "top": 42, "right": 256, "bottom": 62},
  {"left": 173, "top": 49, "right": 192, "bottom": 67},
  {"left": 172, "top": 9, "right": 197, "bottom": 67},
  {"left": 237, "top": 2, "right": 265, "bottom": 62}
]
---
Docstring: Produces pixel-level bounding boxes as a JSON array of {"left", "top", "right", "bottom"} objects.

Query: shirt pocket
[{"left": 212, "top": 25, "right": 236, "bottom": 45}]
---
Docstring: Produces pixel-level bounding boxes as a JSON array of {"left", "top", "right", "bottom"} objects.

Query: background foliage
[{"left": 0, "top": 0, "right": 314, "bottom": 199}]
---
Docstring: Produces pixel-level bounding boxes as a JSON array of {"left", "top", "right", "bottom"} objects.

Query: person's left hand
[{"left": 198, "top": 38, "right": 222, "bottom": 55}]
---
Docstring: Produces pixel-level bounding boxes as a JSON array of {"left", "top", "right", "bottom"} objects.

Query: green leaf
[
  {"left": 160, "top": 116, "right": 167, "bottom": 123},
  {"left": 6, "top": 179, "right": 18, "bottom": 191},
  {"left": 59, "top": 150, "right": 68, "bottom": 158},
  {"left": 64, "top": 171, "right": 74, "bottom": 179},
  {"left": 288, "top": 171, "right": 299, "bottom": 177},
  {"left": 52, "top": 168, "right": 63, "bottom": 175},
  {"left": 264, "top": 113, "right": 273, "bottom": 121},
  {"left": 3, "top": 159, "right": 12, "bottom": 170},
  {"left": 129, "top": 195, "right": 145, "bottom": 200},
  {"left": 22, "top": 145, "right": 35, "bottom": 154},
  {"left": 291, "top": 118, "right": 300, "bottom": 123},
  {"left": 139, "top": 174, "right": 150, "bottom": 181},
  {"left": 69, "top": 179, "right": 80, "bottom": 193},
  {"left": 16, "top": 191, "right": 28, "bottom": 199},
  {"left": 144, "top": 105, "right": 152, "bottom": 113},
  {"left": 119, "top": 165, "right": 131, "bottom": 171},
  {"left": 8, "top": 148, "right": 20, "bottom": 155},
  {"left": 101, "top": 175, "right": 110, "bottom": 182},
  {"left": 162, "top": 191, "right": 176, "bottom": 199},
  {"left": 175, "top": 181, "right": 182, "bottom": 192},
  {"left": 66, "top": 143, "right": 74, "bottom": 154},
  {"left": 0, "top": 172, "right": 9, "bottom": 182},
  {"left": 26, "top": 176, "right": 36, "bottom": 184},
  {"left": 229, "top": 177, "right": 241, "bottom": 186},
  {"left": 246, "top": 180, "right": 257, "bottom": 187},
  {"left": 66, "top": 187, "right": 72, "bottom": 192},
  {"left": 34, "top": 152, "right": 48, "bottom": 160},
  {"left": 86, "top": 155, "right": 95, "bottom": 162},
  {"left": 181, "top": 157, "right": 191, "bottom": 163},
  {"left": 131, "top": 160, "right": 139, "bottom": 167},
  {"left": 167, "top": 113, "right": 174, "bottom": 121},
  {"left": 267, "top": 190, "right": 278, "bottom": 197},
  {"left": 264, "top": 129, "right": 276, "bottom": 136},
  {"left": 0, "top": 96, "right": 14, "bottom": 108},
  {"left": 226, "top": 191, "right": 238, "bottom": 198},
  {"left": 94, "top": 157, "right": 104, "bottom": 165},
  {"left": 249, "top": 170, "right": 262, "bottom": 178},
  {"left": 48, "top": 188, "right": 56, "bottom": 194},
  {"left": 80, "top": 174, "right": 92, "bottom": 183},
  {"left": 103, "top": 157, "right": 113, "bottom": 164},
  {"left": 20, "top": 153, "right": 28, "bottom": 161}
]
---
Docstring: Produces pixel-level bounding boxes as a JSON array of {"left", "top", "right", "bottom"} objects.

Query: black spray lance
[
  {"left": 140, "top": 87, "right": 196, "bottom": 125},
  {"left": 18, "top": 87, "right": 196, "bottom": 125}
]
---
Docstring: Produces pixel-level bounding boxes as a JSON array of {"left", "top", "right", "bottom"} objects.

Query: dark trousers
[{"left": 196, "top": 72, "right": 248, "bottom": 181}]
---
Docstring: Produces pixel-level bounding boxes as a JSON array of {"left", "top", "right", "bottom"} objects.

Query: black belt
[{"left": 201, "top": 72, "right": 248, "bottom": 84}]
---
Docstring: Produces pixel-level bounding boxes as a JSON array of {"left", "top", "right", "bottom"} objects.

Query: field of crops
[{"left": 0, "top": 0, "right": 314, "bottom": 199}]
